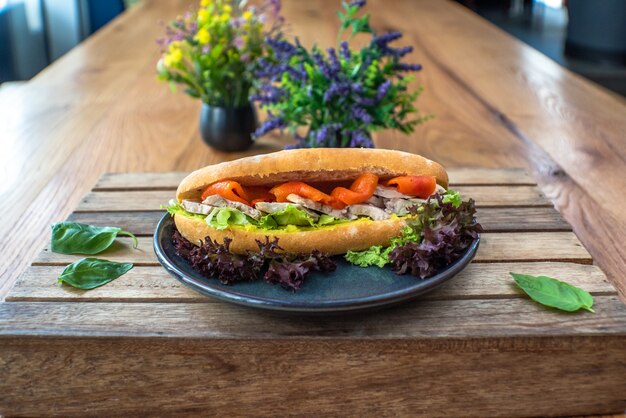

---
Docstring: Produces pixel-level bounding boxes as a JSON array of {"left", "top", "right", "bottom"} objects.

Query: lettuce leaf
[
  {"left": 442, "top": 189, "right": 462, "bottom": 208},
  {"left": 258, "top": 205, "right": 346, "bottom": 230},
  {"left": 162, "top": 200, "right": 207, "bottom": 221},
  {"left": 165, "top": 201, "right": 347, "bottom": 231},
  {"left": 206, "top": 207, "right": 256, "bottom": 230},
  {"left": 345, "top": 245, "right": 392, "bottom": 268},
  {"left": 345, "top": 225, "right": 420, "bottom": 268},
  {"left": 259, "top": 205, "right": 317, "bottom": 228}
]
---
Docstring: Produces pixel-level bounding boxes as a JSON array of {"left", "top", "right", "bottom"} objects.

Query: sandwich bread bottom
[{"left": 174, "top": 214, "right": 406, "bottom": 255}]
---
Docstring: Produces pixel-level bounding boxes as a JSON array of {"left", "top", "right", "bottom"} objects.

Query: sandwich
[{"left": 168, "top": 148, "right": 449, "bottom": 255}]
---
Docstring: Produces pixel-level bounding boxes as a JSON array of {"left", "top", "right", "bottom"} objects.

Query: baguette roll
[{"left": 174, "top": 148, "right": 447, "bottom": 254}]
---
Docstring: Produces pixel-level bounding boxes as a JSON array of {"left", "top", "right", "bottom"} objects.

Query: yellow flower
[
  {"left": 163, "top": 47, "right": 183, "bottom": 67},
  {"left": 195, "top": 27, "right": 211, "bottom": 44},
  {"left": 198, "top": 9, "right": 209, "bottom": 23},
  {"left": 219, "top": 12, "right": 230, "bottom": 22},
  {"left": 242, "top": 10, "right": 253, "bottom": 20},
  {"left": 222, "top": 4, "right": 232, "bottom": 14},
  {"left": 200, "top": 0, "right": 211, "bottom": 6}
]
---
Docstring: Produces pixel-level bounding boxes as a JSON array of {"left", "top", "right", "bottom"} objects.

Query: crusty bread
[
  {"left": 176, "top": 148, "right": 448, "bottom": 201},
  {"left": 174, "top": 214, "right": 406, "bottom": 255},
  {"left": 174, "top": 148, "right": 446, "bottom": 253}
]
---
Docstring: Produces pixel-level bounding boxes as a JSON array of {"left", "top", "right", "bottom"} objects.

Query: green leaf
[
  {"left": 442, "top": 190, "right": 462, "bottom": 208},
  {"left": 51, "top": 222, "right": 138, "bottom": 255},
  {"left": 345, "top": 245, "right": 392, "bottom": 268},
  {"left": 206, "top": 207, "right": 255, "bottom": 230},
  {"left": 58, "top": 258, "right": 133, "bottom": 290},
  {"left": 510, "top": 273, "right": 595, "bottom": 313},
  {"left": 162, "top": 200, "right": 207, "bottom": 221}
]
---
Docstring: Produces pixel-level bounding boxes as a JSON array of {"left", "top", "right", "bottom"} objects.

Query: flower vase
[{"left": 199, "top": 103, "right": 257, "bottom": 152}]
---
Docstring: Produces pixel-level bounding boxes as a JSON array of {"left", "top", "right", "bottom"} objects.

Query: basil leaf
[
  {"left": 58, "top": 258, "right": 133, "bottom": 290},
  {"left": 51, "top": 222, "right": 138, "bottom": 254},
  {"left": 510, "top": 273, "right": 595, "bottom": 313}
]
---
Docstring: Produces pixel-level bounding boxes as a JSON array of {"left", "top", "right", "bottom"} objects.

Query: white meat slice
[
  {"left": 181, "top": 200, "right": 214, "bottom": 215},
  {"left": 286, "top": 194, "right": 356, "bottom": 220},
  {"left": 373, "top": 185, "right": 411, "bottom": 199},
  {"left": 435, "top": 184, "right": 447, "bottom": 194},
  {"left": 254, "top": 202, "right": 320, "bottom": 219},
  {"left": 202, "top": 195, "right": 262, "bottom": 220},
  {"left": 384, "top": 198, "right": 427, "bottom": 215},
  {"left": 348, "top": 204, "right": 390, "bottom": 220},
  {"left": 364, "top": 195, "right": 385, "bottom": 208}
]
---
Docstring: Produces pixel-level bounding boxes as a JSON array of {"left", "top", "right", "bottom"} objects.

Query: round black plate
[{"left": 153, "top": 214, "right": 480, "bottom": 314}]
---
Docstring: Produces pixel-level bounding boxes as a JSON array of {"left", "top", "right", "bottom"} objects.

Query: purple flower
[
  {"left": 391, "top": 46, "right": 412, "bottom": 57},
  {"left": 327, "top": 48, "right": 340, "bottom": 73},
  {"left": 234, "top": 36, "right": 245, "bottom": 49},
  {"left": 202, "top": 45, "right": 211, "bottom": 54},
  {"left": 373, "top": 31, "right": 402, "bottom": 48},
  {"left": 231, "top": 17, "right": 245, "bottom": 28},
  {"left": 375, "top": 80, "right": 391, "bottom": 101},
  {"left": 312, "top": 50, "right": 333, "bottom": 79},
  {"left": 266, "top": 36, "right": 298, "bottom": 61},
  {"left": 396, "top": 63, "right": 422, "bottom": 72},
  {"left": 268, "top": 0, "right": 281, "bottom": 17},
  {"left": 349, "top": 0, "right": 366, "bottom": 8},
  {"left": 351, "top": 106, "right": 373, "bottom": 124},
  {"left": 250, "top": 86, "right": 286, "bottom": 105},
  {"left": 315, "top": 123, "right": 342, "bottom": 144},
  {"left": 340, "top": 41, "right": 351, "bottom": 60},
  {"left": 253, "top": 117, "right": 286, "bottom": 138},
  {"left": 350, "top": 130, "right": 374, "bottom": 148},
  {"left": 324, "top": 81, "right": 350, "bottom": 102}
]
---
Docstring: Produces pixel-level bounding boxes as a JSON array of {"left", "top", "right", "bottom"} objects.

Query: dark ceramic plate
[{"left": 153, "top": 214, "right": 480, "bottom": 314}]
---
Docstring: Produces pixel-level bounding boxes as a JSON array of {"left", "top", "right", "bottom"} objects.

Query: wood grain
[
  {"left": 7, "top": 262, "right": 614, "bottom": 303},
  {"left": 66, "top": 206, "right": 572, "bottom": 235},
  {"left": 30, "top": 232, "right": 591, "bottom": 265},
  {"left": 1, "top": 297, "right": 625, "bottom": 338},
  {"left": 0, "top": 336, "right": 623, "bottom": 417}
]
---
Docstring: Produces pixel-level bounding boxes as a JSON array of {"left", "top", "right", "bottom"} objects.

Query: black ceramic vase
[{"left": 199, "top": 103, "right": 257, "bottom": 152}]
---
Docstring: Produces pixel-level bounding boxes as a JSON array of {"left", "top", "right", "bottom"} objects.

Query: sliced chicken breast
[
  {"left": 181, "top": 200, "right": 214, "bottom": 215},
  {"left": 373, "top": 185, "right": 411, "bottom": 199},
  {"left": 286, "top": 194, "right": 356, "bottom": 220},
  {"left": 202, "top": 195, "right": 262, "bottom": 220},
  {"left": 384, "top": 198, "right": 427, "bottom": 215},
  {"left": 348, "top": 204, "right": 390, "bottom": 220},
  {"left": 254, "top": 201, "right": 320, "bottom": 219}
]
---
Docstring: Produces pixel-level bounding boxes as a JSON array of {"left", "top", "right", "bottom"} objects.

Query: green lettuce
[
  {"left": 206, "top": 207, "right": 255, "bottom": 230},
  {"left": 162, "top": 200, "right": 207, "bottom": 221},
  {"left": 259, "top": 204, "right": 317, "bottom": 228},
  {"left": 442, "top": 189, "right": 462, "bottom": 208},
  {"left": 165, "top": 201, "right": 347, "bottom": 231},
  {"left": 345, "top": 225, "right": 420, "bottom": 268}
]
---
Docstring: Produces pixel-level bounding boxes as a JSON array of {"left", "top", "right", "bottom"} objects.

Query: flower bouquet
[
  {"left": 156, "top": 0, "right": 282, "bottom": 151},
  {"left": 251, "top": 0, "right": 429, "bottom": 149}
]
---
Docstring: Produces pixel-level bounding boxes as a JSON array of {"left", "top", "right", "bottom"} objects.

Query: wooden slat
[
  {"left": 75, "top": 186, "right": 552, "bottom": 212},
  {"left": 1, "top": 335, "right": 625, "bottom": 417},
  {"left": 31, "top": 232, "right": 592, "bottom": 265},
  {"left": 93, "top": 168, "right": 535, "bottom": 190},
  {"left": 67, "top": 206, "right": 572, "bottom": 236},
  {"left": 7, "top": 262, "right": 615, "bottom": 303},
  {"left": 2, "top": 297, "right": 625, "bottom": 338}
]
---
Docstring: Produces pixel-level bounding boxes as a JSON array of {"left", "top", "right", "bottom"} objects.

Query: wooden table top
[
  {"left": 1, "top": 0, "right": 625, "bottom": 301},
  {"left": 1, "top": 1, "right": 626, "bottom": 415},
  {"left": 2, "top": 0, "right": 626, "bottom": 302}
]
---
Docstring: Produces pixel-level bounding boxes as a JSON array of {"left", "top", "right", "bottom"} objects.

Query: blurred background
[{"left": 1, "top": 0, "right": 625, "bottom": 97}]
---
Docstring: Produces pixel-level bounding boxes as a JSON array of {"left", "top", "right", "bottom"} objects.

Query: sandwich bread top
[{"left": 177, "top": 148, "right": 448, "bottom": 201}]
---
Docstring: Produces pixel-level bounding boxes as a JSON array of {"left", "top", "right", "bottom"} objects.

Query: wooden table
[{"left": 1, "top": 0, "right": 625, "bottom": 416}]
